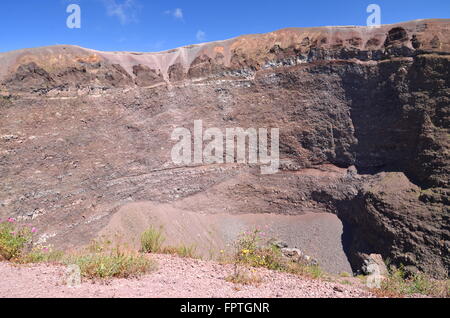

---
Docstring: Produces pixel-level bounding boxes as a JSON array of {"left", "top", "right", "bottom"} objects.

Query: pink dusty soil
[{"left": 0, "top": 254, "right": 373, "bottom": 298}]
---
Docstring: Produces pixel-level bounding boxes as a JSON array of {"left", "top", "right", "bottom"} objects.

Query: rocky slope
[{"left": 0, "top": 19, "right": 448, "bottom": 278}]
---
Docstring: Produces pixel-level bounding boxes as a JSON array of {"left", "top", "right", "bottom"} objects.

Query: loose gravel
[{"left": 0, "top": 254, "right": 373, "bottom": 298}]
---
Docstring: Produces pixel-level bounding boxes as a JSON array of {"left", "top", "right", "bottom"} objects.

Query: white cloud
[
  {"left": 165, "top": 8, "right": 183, "bottom": 20},
  {"left": 196, "top": 30, "right": 206, "bottom": 42},
  {"left": 102, "top": 0, "right": 140, "bottom": 25},
  {"left": 174, "top": 8, "right": 183, "bottom": 19}
]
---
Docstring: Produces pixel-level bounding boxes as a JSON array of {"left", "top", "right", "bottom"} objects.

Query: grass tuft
[
  {"left": 66, "top": 241, "right": 156, "bottom": 280},
  {"left": 17, "top": 246, "right": 64, "bottom": 264},
  {"left": 140, "top": 226, "right": 199, "bottom": 259},
  {"left": 140, "top": 226, "right": 165, "bottom": 253},
  {"left": 232, "top": 228, "right": 323, "bottom": 279},
  {"left": 380, "top": 266, "right": 449, "bottom": 298},
  {"left": 161, "top": 245, "right": 198, "bottom": 259},
  {"left": 226, "top": 264, "right": 263, "bottom": 286},
  {"left": 0, "top": 219, "right": 33, "bottom": 261}
]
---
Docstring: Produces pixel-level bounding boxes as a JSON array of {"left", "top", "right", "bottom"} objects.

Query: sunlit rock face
[{"left": 0, "top": 19, "right": 448, "bottom": 278}]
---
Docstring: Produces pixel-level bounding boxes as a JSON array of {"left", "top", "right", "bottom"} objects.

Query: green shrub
[
  {"left": 87, "top": 238, "right": 113, "bottom": 253},
  {"left": 0, "top": 222, "right": 156, "bottom": 280},
  {"left": 175, "top": 245, "right": 197, "bottom": 258},
  {"left": 381, "top": 266, "right": 449, "bottom": 298},
  {"left": 232, "top": 228, "right": 323, "bottom": 279},
  {"left": 234, "top": 229, "right": 285, "bottom": 270},
  {"left": 284, "top": 259, "right": 324, "bottom": 279},
  {"left": 161, "top": 245, "right": 198, "bottom": 259},
  {"left": 226, "top": 265, "right": 262, "bottom": 286},
  {"left": 67, "top": 246, "right": 155, "bottom": 280},
  {"left": 140, "top": 226, "right": 165, "bottom": 253},
  {"left": 0, "top": 219, "right": 33, "bottom": 261},
  {"left": 19, "top": 246, "right": 64, "bottom": 264},
  {"left": 0, "top": 219, "right": 64, "bottom": 264},
  {"left": 140, "top": 227, "right": 199, "bottom": 259}
]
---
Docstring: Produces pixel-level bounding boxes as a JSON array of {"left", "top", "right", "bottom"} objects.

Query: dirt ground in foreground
[{"left": 0, "top": 254, "right": 374, "bottom": 298}]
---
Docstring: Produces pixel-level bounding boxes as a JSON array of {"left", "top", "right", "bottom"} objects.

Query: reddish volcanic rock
[{"left": 0, "top": 19, "right": 448, "bottom": 278}]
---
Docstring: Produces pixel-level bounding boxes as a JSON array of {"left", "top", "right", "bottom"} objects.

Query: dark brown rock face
[
  {"left": 132, "top": 65, "right": 164, "bottom": 87},
  {"left": 312, "top": 173, "right": 449, "bottom": 278},
  {"left": 0, "top": 19, "right": 448, "bottom": 278}
]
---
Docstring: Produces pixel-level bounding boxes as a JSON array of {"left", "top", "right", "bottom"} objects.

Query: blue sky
[{"left": 0, "top": 0, "right": 448, "bottom": 53}]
